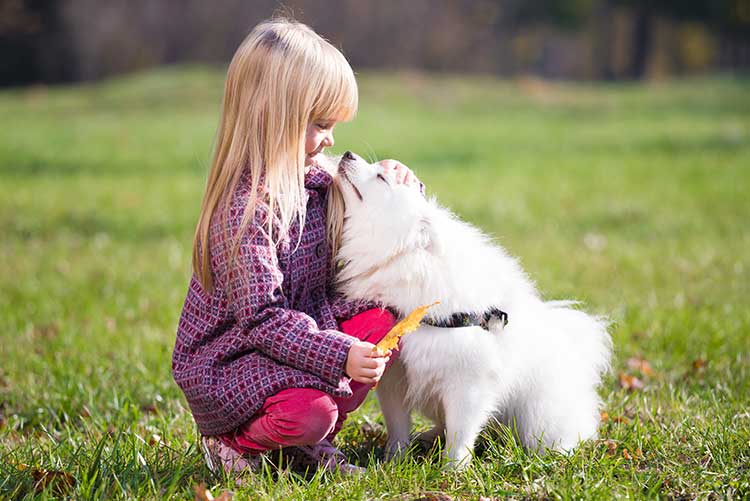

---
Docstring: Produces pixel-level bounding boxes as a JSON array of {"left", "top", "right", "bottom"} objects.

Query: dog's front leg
[
  {"left": 443, "top": 390, "right": 493, "bottom": 469},
  {"left": 376, "top": 358, "right": 411, "bottom": 460}
]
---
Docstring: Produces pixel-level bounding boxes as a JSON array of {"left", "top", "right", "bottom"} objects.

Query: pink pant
[{"left": 219, "top": 307, "right": 396, "bottom": 454}]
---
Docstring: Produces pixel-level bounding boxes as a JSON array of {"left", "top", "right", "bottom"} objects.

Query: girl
[{"left": 172, "top": 18, "right": 424, "bottom": 476}]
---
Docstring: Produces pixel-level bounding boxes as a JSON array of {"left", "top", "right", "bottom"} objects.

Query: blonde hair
[{"left": 193, "top": 18, "right": 357, "bottom": 292}]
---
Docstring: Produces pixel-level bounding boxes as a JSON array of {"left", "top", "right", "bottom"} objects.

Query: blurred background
[{"left": 2, "top": 0, "right": 750, "bottom": 86}]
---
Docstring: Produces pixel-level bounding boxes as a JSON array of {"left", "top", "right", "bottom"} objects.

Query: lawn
[{"left": 0, "top": 66, "right": 748, "bottom": 499}]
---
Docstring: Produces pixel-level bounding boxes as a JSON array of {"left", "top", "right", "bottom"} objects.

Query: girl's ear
[{"left": 416, "top": 216, "right": 443, "bottom": 255}]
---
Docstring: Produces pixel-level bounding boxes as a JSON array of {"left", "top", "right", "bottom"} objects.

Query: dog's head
[{"left": 335, "top": 151, "right": 442, "bottom": 284}]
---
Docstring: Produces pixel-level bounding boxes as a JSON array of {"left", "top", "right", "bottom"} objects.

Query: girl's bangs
[{"left": 311, "top": 54, "right": 358, "bottom": 122}]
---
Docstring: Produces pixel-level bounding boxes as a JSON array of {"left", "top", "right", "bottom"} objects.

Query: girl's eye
[{"left": 316, "top": 122, "right": 331, "bottom": 130}]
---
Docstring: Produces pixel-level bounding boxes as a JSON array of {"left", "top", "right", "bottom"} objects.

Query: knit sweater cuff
[{"left": 318, "top": 329, "right": 357, "bottom": 386}]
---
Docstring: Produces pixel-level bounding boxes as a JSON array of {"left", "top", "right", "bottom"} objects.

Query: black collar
[{"left": 421, "top": 307, "right": 508, "bottom": 330}]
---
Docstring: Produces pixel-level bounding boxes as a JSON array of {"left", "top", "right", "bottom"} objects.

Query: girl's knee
[
  {"left": 340, "top": 307, "right": 397, "bottom": 344},
  {"left": 271, "top": 388, "right": 338, "bottom": 445}
]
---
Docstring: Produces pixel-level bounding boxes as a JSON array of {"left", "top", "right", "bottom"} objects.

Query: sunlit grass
[{"left": 1, "top": 67, "right": 748, "bottom": 499}]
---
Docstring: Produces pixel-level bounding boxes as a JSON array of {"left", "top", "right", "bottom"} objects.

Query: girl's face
[{"left": 305, "top": 119, "right": 337, "bottom": 166}]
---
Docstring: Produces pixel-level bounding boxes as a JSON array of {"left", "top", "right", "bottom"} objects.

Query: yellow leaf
[
  {"left": 17, "top": 465, "right": 76, "bottom": 495},
  {"left": 373, "top": 301, "right": 440, "bottom": 356},
  {"left": 194, "top": 482, "right": 234, "bottom": 501}
]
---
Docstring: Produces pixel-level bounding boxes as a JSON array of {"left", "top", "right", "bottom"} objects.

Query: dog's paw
[
  {"left": 442, "top": 447, "right": 474, "bottom": 470},
  {"left": 413, "top": 426, "right": 445, "bottom": 452},
  {"left": 384, "top": 438, "right": 411, "bottom": 462}
]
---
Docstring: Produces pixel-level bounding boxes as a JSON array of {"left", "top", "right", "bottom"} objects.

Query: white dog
[{"left": 333, "top": 151, "right": 612, "bottom": 466}]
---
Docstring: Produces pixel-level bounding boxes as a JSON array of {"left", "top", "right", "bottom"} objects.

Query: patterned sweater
[{"left": 172, "top": 165, "right": 382, "bottom": 436}]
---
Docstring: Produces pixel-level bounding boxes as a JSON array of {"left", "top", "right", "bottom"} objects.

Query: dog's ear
[{"left": 416, "top": 216, "right": 443, "bottom": 255}]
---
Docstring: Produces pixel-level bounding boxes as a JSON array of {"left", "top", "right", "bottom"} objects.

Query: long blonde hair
[{"left": 192, "top": 18, "right": 357, "bottom": 292}]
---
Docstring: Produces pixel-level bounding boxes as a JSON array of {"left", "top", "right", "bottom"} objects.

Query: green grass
[{"left": 1, "top": 66, "right": 749, "bottom": 499}]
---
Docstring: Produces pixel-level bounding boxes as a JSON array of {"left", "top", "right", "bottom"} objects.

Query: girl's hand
[
  {"left": 345, "top": 341, "right": 391, "bottom": 385},
  {"left": 377, "top": 159, "right": 420, "bottom": 188}
]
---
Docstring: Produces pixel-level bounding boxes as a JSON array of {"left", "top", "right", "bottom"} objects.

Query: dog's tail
[
  {"left": 545, "top": 299, "right": 579, "bottom": 308},
  {"left": 543, "top": 301, "right": 612, "bottom": 378}
]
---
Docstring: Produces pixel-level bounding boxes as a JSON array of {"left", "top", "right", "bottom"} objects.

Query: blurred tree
[
  {"left": 0, "top": 0, "right": 75, "bottom": 85},
  {"left": 1, "top": 0, "right": 748, "bottom": 86},
  {"left": 607, "top": 0, "right": 750, "bottom": 78}
]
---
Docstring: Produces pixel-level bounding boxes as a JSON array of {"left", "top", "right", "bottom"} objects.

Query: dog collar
[{"left": 421, "top": 307, "right": 508, "bottom": 331}]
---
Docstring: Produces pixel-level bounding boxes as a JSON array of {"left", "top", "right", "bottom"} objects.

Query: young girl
[{"left": 172, "top": 18, "right": 424, "bottom": 476}]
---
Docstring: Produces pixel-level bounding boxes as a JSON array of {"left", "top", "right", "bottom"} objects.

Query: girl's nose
[{"left": 323, "top": 131, "right": 334, "bottom": 148}]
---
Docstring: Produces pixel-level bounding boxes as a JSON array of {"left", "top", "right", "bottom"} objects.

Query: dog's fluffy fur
[{"left": 333, "top": 152, "right": 612, "bottom": 466}]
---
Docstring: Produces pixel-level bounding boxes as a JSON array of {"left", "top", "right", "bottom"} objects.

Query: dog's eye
[{"left": 377, "top": 173, "right": 389, "bottom": 185}]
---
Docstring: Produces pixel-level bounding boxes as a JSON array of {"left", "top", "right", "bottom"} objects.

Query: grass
[{"left": 1, "top": 65, "right": 749, "bottom": 499}]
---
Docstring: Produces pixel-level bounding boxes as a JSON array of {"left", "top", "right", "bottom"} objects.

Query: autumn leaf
[
  {"left": 140, "top": 402, "right": 159, "bottom": 415},
  {"left": 626, "top": 357, "right": 654, "bottom": 377},
  {"left": 622, "top": 448, "right": 643, "bottom": 460},
  {"left": 27, "top": 323, "right": 60, "bottom": 340},
  {"left": 419, "top": 494, "right": 454, "bottom": 501},
  {"left": 194, "top": 482, "right": 233, "bottom": 501},
  {"left": 602, "top": 439, "right": 618, "bottom": 456},
  {"left": 194, "top": 483, "right": 210, "bottom": 501},
  {"left": 18, "top": 464, "right": 76, "bottom": 495},
  {"left": 618, "top": 372, "right": 644, "bottom": 391},
  {"left": 372, "top": 301, "right": 440, "bottom": 356}
]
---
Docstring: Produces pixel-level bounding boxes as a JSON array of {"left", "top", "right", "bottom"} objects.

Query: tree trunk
[{"left": 629, "top": 6, "right": 651, "bottom": 79}]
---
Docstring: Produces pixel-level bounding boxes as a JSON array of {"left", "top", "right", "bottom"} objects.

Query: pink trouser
[{"left": 218, "top": 307, "right": 397, "bottom": 455}]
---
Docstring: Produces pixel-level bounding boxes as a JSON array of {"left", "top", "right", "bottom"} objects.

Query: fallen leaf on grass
[
  {"left": 79, "top": 405, "right": 91, "bottom": 418},
  {"left": 373, "top": 301, "right": 440, "bottom": 356},
  {"left": 106, "top": 317, "right": 117, "bottom": 332},
  {"left": 404, "top": 493, "right": 454, "bottom": 501},
  {"left": 602, "top": 440, "right": 618, "bottom": 456},
  {"left": 28, "top": 323, "right": 60, "bottom": 340},
  {"left": 692, "top": 358, "right": 707, "bottom": 371},
  {"left": 622, "top": 448, "right": 643, "bottom": 460},
  {"left": 140, "top": 403, "right": 159, "bottom": 415},
  {"left": 18, "top": 464, "right": 76, "bottom": 495},
  {"left": 600, "top": 410, "right": 632, "bottom": 424},
  {"left": 626, "top": 357, "right": 654, "bottom": 377},
  {"left": 623, "top": 405, "right": 637, "bottom": 419},
  {"left": 194, "top": 482, "right": 233, "bottom": 501},
  {"left": 682, "top": 358, "right": 708, "bottom": 381},
  {"left": 618, "top": 372, "right": 644, "bottom": 391},
  {"left": 631, "top": 330, "right": 648, "bottom": 340}
]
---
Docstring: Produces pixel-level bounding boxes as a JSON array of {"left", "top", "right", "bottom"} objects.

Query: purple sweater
[{"left": 172, "top": 165, "right": 381, "bottom": 436}]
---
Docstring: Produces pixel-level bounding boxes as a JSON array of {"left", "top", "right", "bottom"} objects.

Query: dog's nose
[{"left": 342, "top": 151, "right": 355, "bottom": 161}]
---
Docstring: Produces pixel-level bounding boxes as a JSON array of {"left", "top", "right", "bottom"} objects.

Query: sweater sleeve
[{"left": 212, "top": 206, "right": 356, "bottom": 387}]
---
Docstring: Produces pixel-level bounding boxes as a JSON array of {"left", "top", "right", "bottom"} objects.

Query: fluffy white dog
[{"left": 333, "top": 151, "right": 612, "bottom": 466}]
